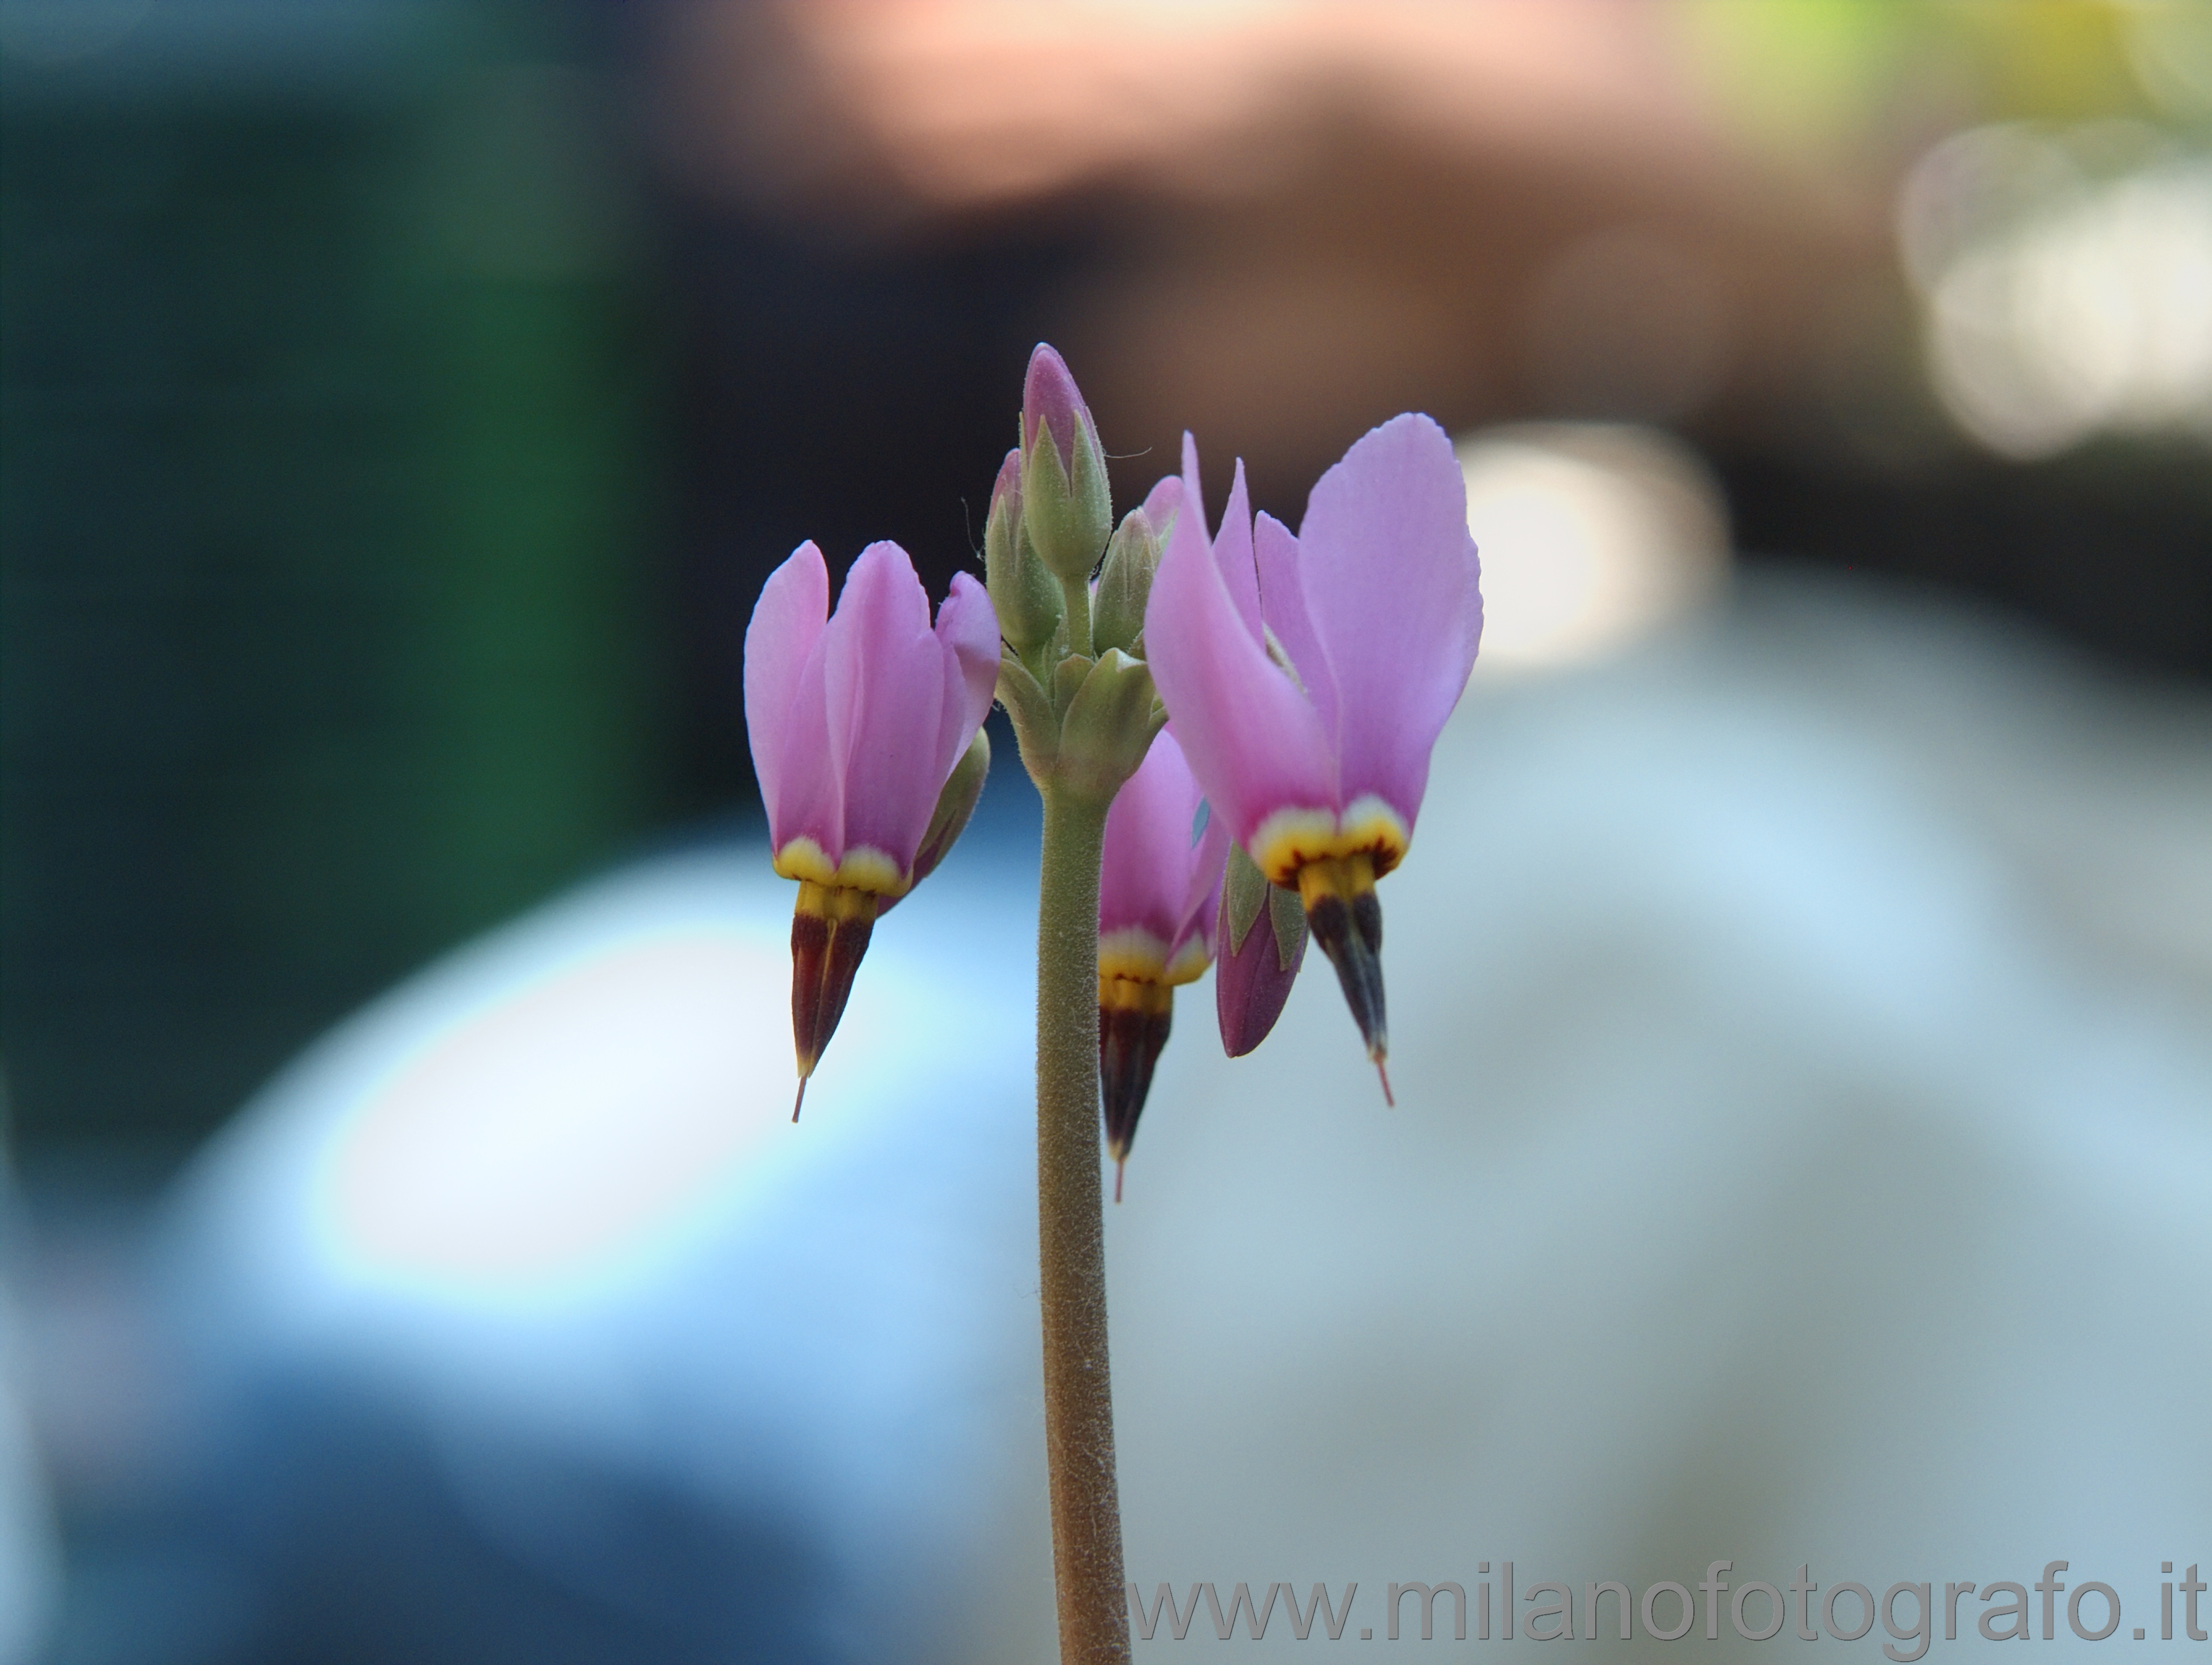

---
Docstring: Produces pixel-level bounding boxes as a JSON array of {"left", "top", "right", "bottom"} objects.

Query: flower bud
[
  {"left": 983, "top": 447, "right": 1061, "bottom": 653},
  {"left": 1091, "top": 507, "right": 1160, "bottom": 657},
  {"left": 1055, "top": 648, "right": 1157, "bottom": 804},
  {"left": 1020, "top": 343, "right": 1112, "bottom": 582},
  {"left": 1214, "top": 841, "right": 1305, "bottom": 1057}
]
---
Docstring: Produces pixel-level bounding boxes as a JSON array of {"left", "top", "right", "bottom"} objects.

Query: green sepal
[
  {"left": 1223, "top": 840, "right": 1270, "bottom": 953},
  {"left": 1021, "top": 422, "right": 1112, "bottom": 585},
  {"left": 1052, "top": 651, "right": 1090, "bottom": 716},
  {"left": 985, "top": 495, "right": 1061, "bottom": 654},
  {"left": 996, "top": 650, "right": 1058, "bottom": 783},
  {"left": 1091, "top": 507, "right": 1160, "bottom": 657},
  {"left": 1267, "top": 880, "right": 1309, "bottom": 972},
  {"left": 1054, "top": 648, "right": 1158, "bottom": 804}
]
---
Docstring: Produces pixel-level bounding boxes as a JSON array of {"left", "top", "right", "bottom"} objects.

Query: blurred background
[{"left": 3, "top": 1, "right": 2209, "bottom": 1660}]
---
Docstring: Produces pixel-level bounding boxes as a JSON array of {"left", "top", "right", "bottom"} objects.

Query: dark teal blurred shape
[{"left": 0, "top": 3, "right": 666, "bottom": 1157}]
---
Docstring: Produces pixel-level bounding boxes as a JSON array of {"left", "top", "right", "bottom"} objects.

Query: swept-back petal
[
  {"left": 1099, "top": 730, "right": 1205, "bottom": 945},
  {"left": 744, "top": 541, "right": 830, "bottom": 828},
  {"left": 1176, "top": 803, "right": 1230, "bottom": 959},
  {"left": 1212, "top": 454, "right": 1262, "bottom": 643},
  {"left": 1253, "top": 510, "right": 1342, "bottom": 762},
  {"left": 824, "top": 543, "right": 950, "bottom": 876},
  {"left": 929, "top": 571, "right": 1000, "bottom": 783},
  {"left": 1145, "top": 440, "right": 1333, "bottom": 849},
  {"left": 1295, "top": 413, "right": 1482, "bottom": 829}
]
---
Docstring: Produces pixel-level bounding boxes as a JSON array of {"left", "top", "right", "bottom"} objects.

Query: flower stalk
[{"left": 1033, "top": 783, "right": 1130, "bottom": 1665}]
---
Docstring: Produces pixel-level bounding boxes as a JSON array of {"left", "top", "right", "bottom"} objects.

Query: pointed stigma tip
[
  {"left": 1374, "top": 1057, "right": 1394, "bottom": 1107},
  {"left": 792, "top": 1076, "right": 809, "bottom": 1122},
  {"left": 1114, "top": 1158, "right": 1125, "bottom": 1205}
]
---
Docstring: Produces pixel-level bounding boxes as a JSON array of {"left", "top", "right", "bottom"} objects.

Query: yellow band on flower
[
  {"left": 1247, "top": 794, "right": 1409, "bottom": 888},
  {"left": 773, "top": 837, "right": 908, "bottom": 897},
  {"left": 1099, "top": 926, "right": 1212, "bottom": 989}
]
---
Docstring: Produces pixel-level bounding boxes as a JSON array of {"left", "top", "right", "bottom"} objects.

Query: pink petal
[
  {"left": 1140, "top": 472, "right": 1184, "bottom": 536},
  {"left": 1294, "top": 413, "right": 1482, "bottom": 829},
  {"left": 1144, "top": 437, "right": 1334, "bottom": 849},
  {"left": 930, "top": 571, "right": 1000, "bottom": 784},
  {"left": 1212, "top": 451, "right": 1262, "bottom": 644},
  {"left": 822, "top": 543, "right": 950, "bottom": 874},
  {"left": 743, "top": 541, "right": 829, "bottom": 831},
  {"left": 990, "top": 447, "right": 1022, "bottom": 519},
  {"left": 1100, "top": 730, "right": 1205, "bottom": 944},
  {"left": 769, "top": 623, "right": 842, "bottom": 861},
  {"left": 1253, "top": 510, "right": 1342, "bottom": 777},
  {"left": 1214, "top": 884, "right": 1305, "bottom": 1058},
  {"left": 1177, "top": 803, "right": 1230, "bottom": 959},
  {"left": 1021, "top": 342, "right": 1094, "bottom": 474}
]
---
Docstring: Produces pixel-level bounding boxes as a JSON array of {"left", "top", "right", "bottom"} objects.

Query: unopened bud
[
  {"left": 1140, "top": 473, "right": 1184, "bottom": 544},
  {"left": 1020, "top": 343, "right": 1112, "bottom": 582},
  {"left": 1092, "top": 507, "right": 1160, "bottom": 657},
  {"left": 1215, "top": 842, "right": 1305, "bottom": 1057},
  {"left": 984, "top": 447, "right": 1060, "bottom": 652}
]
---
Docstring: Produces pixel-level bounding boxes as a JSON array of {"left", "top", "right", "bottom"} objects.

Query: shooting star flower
[
  {"left": 1097, "top": 728, "right": 1227, "bottom": 1196},
  {"left": 744, "top": 539, "right": 999, "bottom": 1114},
  {"left": 1143, "top": 415, "right": 1482, "bottom": 1095}
]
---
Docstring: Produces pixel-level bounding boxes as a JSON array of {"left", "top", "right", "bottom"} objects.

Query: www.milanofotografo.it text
[{"left": 1129, "top": 1562, "right": 2208, "bottom": 1654}]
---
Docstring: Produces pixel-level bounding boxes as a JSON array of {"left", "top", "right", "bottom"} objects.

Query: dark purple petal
[{"left": 1214, "top": 882, "right": 1305, "bottom": 1057}]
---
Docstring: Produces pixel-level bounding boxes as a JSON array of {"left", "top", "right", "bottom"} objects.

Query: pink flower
[
  {"left": 1142, "top": 415, "right": 1482, "bottom": 1086},
  {"left": 1097, "top": 729, "right": 1228, "bottom": 1194},
  {"left": 747, "top": 539, "right": 999, "bottom": 895},
  {"left": 744, "top": 539, "right": 999, "bottom": 1108}
]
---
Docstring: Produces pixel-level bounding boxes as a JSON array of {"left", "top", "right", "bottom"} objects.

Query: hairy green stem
[
  {"left": 1059, "top": 574, "right": 1094, "bottom": 663},
  {"left": 1034, "top": 784, "right": 1129, "bottom": 1665}
]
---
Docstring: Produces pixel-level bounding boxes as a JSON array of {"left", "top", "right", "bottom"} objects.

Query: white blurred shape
[
  {"left": 1456, "top": 423, "right": 1728, "bottom": 677},
  {"left": 1900, "top": 123, "right": 2212, "bottom": 460},
  {"left": 330, "top": 935, "right": 791, "bottom": 1284}
]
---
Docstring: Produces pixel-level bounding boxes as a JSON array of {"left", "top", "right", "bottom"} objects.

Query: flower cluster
[{"left": 743, "top": 345, "right": 1481, "bottom": 1160}]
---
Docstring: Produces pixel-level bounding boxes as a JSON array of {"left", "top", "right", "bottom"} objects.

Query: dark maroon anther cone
[
  {"left": 789, "top": 884, "right": 880, "bottom": 1118},
  {"left": 1099, "top": 987, "right": 1173, "bottom": 1187}
]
